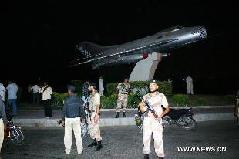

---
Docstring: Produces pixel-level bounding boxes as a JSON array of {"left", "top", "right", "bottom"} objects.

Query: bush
[
  {"left": 70, "top": 80, "right": 83, "bottom": 96},
  {"left": 100, "top": 93, "right": 142, "bottom": 109},
  {"left": 189, "top": 97, "right": 207, "bottom": 106},
  {"left": 172, "top": 94, "right": 190, "bottom": 106},
  {"left": 100, "top": 94, "right": 117, "bottom": 109},
  {"left": 106, "top": 83, "right": 118, "bottom": 96},
  {"left": 104, "top": 81, "right": 172, "bottom": 109},
  {"left": 158, "top": 81, "right": 172, "bottom": 95},
  {"left": 127, "top": 93, "right": 142, "bottom": 108},
  {"left": 106, "top": 81, "right": 172, "bottom": 96},
  {"left": 129, "top": 81, "right": 149, "bottom": 88},
  {"left": 187, "top": 95, "right": 234, "bottom": 106},
  {"left": 51, "top": 92, "right": 68, "bottom": 107}
]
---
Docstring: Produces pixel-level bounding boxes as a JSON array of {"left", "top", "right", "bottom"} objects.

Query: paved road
[{"left": 2, "top": 120, "right": 239, "bottom": 159}]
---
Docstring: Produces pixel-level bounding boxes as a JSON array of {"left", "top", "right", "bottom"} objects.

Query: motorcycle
[
  {"left": 5, "top": 120, "right": 24, "bottom": 144},
  {"left": 162, "top": 107, "right": 197, "bottom": 130},
  {"left": 4, "top": 108, "right": 24, "bottom": 144},
  {"left": 135, "top": 103, "right": 197, "bottom": 131}
]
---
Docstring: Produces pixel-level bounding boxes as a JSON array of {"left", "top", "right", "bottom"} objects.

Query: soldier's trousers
[
  {"left": 143, "top": 117, "right": 164, "bottom": 157},
  {"left": 116, "top": 94, "right": 128, "bottom": 112},
  {"left": 0, "top": 119, "right": 4, "bottom": 152},
  {"left": 88, "top": 112, "right": 102, "bottom": 141},
  {"left": 64, "top": 117, "right": 82, "bottom": 154}
]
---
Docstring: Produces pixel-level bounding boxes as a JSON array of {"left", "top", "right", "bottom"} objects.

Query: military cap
[{"left": 149, "top": 79, "right": 158, "bottom": 83}]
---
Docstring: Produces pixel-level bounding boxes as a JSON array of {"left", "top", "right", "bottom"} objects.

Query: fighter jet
[{"left": 72, "top": 25, "right": 207, "bottom": 69}]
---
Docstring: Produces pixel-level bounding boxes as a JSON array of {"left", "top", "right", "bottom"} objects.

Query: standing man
[
  {"left": 139, "top": 80, "right": 170, "bottom": 159},
  {"left": 0, "top": 82, "right": 5, "bottom": 102},
  {"left": 31, "top": 83, "right": 40, "bottom": 104},
  {"left": 87, "top": 83, "right": 103, "bottom": 151},
  {"left": 0, "top": 96, "right": 7, "bottom": 155},
  {"left": 6, "top": 81, "right": 18, "bottom": 117},
  {"left": 62, "top": 84, "right": 84, "bottom": 155},
  {"left": 39, "top": 82, "right": 53, "bottom": 118},
  {"left": 186, "top": 75, "right": 194, "bottom": 95},
  {"left": 98, "top": 76, "right": 104, "bottom": 96},
  {"left": 82, "top": 80, "right": 90, "bottom": 103},
  {"left": 115, "top": 78, "right": 130, "bottom": 118}
]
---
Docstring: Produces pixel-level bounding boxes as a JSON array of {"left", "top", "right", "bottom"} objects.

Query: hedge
[
  {"left": 172, "top": 94, "right": 190, "bottom": 106},
  {"left": 51, "top": 92, "right": 234, "bottom": 108},
  {"left": 51, "top": 92, "right": 68, "bottom": 107},
  {"left": 71, "top": 80, "right": 83, "bottom": 96},
  {"left": 51, "top": 80, "right": 234, "bottom": 108},
  {"left": 100, "top": 94, "right": 117, "bottom": 109},
  {"left": 52, "top": 81, "right": 172, "bottom": 108},
  {"left": 106, "top": 81, "right": 172, "bottom": 96},
  {"left": 100, "top": 93, "right": 142, "bottom": 109}
]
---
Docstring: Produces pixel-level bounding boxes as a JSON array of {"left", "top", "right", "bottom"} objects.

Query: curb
[
  {"left": 17, "top": 105, "right": 234, "bottom": 112},
  {"left": 12, "top": 113, "right": 234, "bottom": 128}
]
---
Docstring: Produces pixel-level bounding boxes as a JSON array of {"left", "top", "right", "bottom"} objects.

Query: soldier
[
  {"left": 87, "top": 83, "right": 103, "bottom": 151},
  {"left": 115, "top": 78, "right": 130, "bottom": 118},
  {"left": 82, "top": 80, "right": 90, "bottom": 103},
  {"left": 139, "top": 80, "right": 170, "bottom": 159}
]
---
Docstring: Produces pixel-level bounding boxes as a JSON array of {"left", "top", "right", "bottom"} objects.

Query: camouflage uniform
[
  {"left": 82, "top": 82, "right": 90, "bottom": 102},
  {"left": 142, "top": 92, "right": 168, "bottom": 158},
  {"left": 116, "top": 83, "right": 130, "bottom": 113},
  {"left": 88, "top": 92, "right": 102, "bottom": 141}
]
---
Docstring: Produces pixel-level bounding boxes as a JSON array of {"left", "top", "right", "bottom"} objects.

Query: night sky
[{"left": 1, "top": 0, "right": 238, "bottom": 94}]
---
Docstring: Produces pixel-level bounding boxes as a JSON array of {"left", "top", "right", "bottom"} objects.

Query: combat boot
[
  {"left": 144, "top": 154, "right": 149, "bottom": 159},
  {"left": 96, "top": 140, "right": 103, "bottom": 151},
  {"left": 123, "top": 112, "right": 126, "bottom": 117},
  {"left": 88, "top": 139, "right": 97, "bottom": 147},
  {"left": 115, "top": 112, "right": 120, "bottom": 118}
]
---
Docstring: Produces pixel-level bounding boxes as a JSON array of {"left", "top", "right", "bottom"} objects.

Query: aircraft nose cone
[{"left": 197, "top": 26, "right": 207, "bottom": 39}]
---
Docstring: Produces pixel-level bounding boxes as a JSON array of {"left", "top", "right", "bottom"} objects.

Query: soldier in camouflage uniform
[
  {"left": 87, "top": 83, "right": 103, "bottom": 151},
  {"left": 115, "top": 78, "right": 130, "bottom": 118},
  {"left": 81, "top": 80, "right": 90, "bottom": 103},
  {"left": 140, "top": 80, "right": 170, "bottom": 159}
]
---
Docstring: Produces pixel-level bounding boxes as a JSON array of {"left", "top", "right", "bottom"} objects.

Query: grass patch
[{"left": 168, "top": 94, "right": 234, "bottom": 107}]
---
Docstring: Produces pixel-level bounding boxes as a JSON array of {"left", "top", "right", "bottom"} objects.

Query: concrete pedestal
[{"left": 129, "top": 52, "right": 162, "bottom": 81}]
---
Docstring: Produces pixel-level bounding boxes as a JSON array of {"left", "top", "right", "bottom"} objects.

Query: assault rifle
[{"left": 136, "top": 93, "right": 158, "bottom": 118}]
